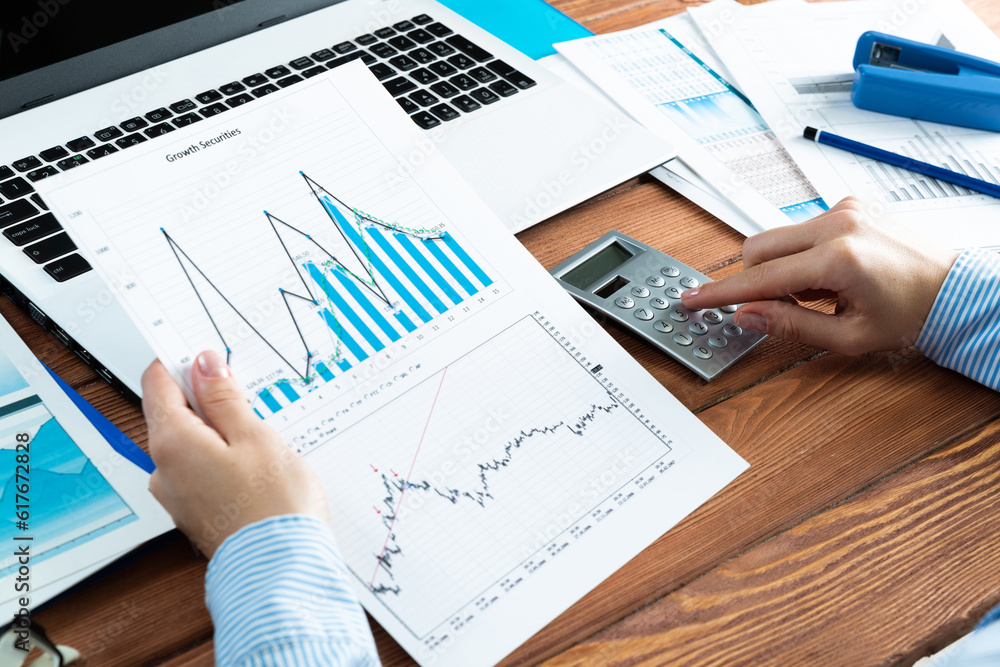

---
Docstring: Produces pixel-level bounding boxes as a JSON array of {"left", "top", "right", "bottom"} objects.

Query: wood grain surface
[{"left": 10, "top": 1, "right": 999, "bottom": 666}]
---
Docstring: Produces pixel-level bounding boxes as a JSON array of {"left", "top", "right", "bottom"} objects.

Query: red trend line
[{"left": 369, "top": 366, "right": 449, "bottom": 589}]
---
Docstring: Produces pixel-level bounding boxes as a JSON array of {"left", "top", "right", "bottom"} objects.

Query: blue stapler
[{"left": 851, "top": 31, "right": 1000, "bottom": 132}]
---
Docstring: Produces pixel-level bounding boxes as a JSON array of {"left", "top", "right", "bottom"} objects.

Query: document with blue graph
[
  {"left": 689, "top": 0, "right": 1000, "bottom": 251},
  {"left": 0, "top": 314, "right": 171, "bottom": 621},
  {"left": 39, "top": 63, "right": 748, "bottom": 667},
  {"left": 557, "top": 11, "right": 828, "bottom": 233}
]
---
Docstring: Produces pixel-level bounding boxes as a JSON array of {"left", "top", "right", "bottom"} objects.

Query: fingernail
[
  {"left": 196, "top": 350, "right": 230, "bottom": 379},
  {"left": 681, "top": 288, "right": 699, "bottom": 302},
  {"left": 737, "top": 312, "right": 767, "bottom": 334}
]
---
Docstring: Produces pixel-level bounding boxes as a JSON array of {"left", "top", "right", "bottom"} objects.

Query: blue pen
[{"left": 803, "top": 126, "right": 1000, "bottom": 201}]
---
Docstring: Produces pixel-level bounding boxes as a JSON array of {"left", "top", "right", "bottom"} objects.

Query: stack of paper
[
  {"left": 556, "top": 0, "right": 1000, "bottom": 250},
  {"left": 38, "top": 63, "right": 749, "bottom": 667}
]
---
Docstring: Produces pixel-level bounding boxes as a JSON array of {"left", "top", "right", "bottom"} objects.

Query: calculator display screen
[{"left": 561, "top": 242, "right": 633, "bottom": 290}]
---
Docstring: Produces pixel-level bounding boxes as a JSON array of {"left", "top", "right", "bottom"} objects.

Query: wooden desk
[{"left": 9, "top": 0, "right": 1000, "bottom": 664}]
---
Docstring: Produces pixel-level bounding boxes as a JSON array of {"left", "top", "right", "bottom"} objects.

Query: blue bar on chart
[
  {"left": 277, "top": 381, "right": 300, "bottom": 403},
  {"left": 319, "top": 307, "right": 368, "bottom": 362},
  {"left": 337, "top": 358, "right": 352, "bottom": 372},
  {"left": 423, "top": 238, "right": 477, "bottom": 296},
  {"left": 331, "top": 267, "right": 403, "bottom": 343},
  {"left": 395, "top": 311, "right": 416, "bottom": 332},
  {"left": 394, "top": 233, "right": 463, "bottom": 306},
  {"left": 260, "top": 389, "right": 282, "bottom": 413},
  {"left": 442, "top": 232, "right": 492, "bottom": 287},
  {"left": 367, "top": 228, "right": 448, "bottom": 316},
  {"left": 316, "top": 362, "right": 335, "bottom": 382}
]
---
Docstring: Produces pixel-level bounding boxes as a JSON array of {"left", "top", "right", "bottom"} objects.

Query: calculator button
[
  {"left": 669, "top": 309, "right": 689, "bottom": 322},
  {"left": 664, "top": 286, "right": 683, "bottom": 300},
  {"left": 615, "top": 296, "right": 635, "bottom": 309},
  {"left": 646, "top": 275, "right": 665, "bottom": 287},
  {"left": 708, "top": 335, "right": 728, "bottom": 348},
  {"left": 688, "top": 322, "right": 708, "bottom": 336},
  {"left": 673, "top": 332, "right": 693, "bottom": 346},
  {"left": 653, "top": 320, "right": 674, "bottom": 334},
  {"left": 661, "top": 266, "right": 680, "bottom": 278},
  {"left": 693, "top": 345, "right": 713, "bottom": 360},
  {"left": 634, "top": 308, "right": 654, "bottom": 321},
  {"left": 723, "top": 323, "right": 743, "bottom": 337},
  {"left": 720, "top": 304, "right": 739, "bottom": 313},
  {"left": 630, "top": 286, "right": 650, "bottom": 298},
  {"left": 650, "top": 297, "right": 669, "bottom": 310},
  {"left": 680, "top": 276, "right": 700, "bottom": 289},
  {"left": 703, "top": 311, "right": 723, "bottom": 325}
]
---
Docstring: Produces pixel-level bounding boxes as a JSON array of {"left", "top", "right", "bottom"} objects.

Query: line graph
[
  {"left": 311, "top": 315, "right": 677, "bottom": 640},
  {"left": 162, "top": 172, "right": 494, "bottom": 417},
  {"left": 366, "top": 396, "right": 624, "bottom": 599},
  {"left": 370, "top": 366, "right": 449, "bottom": 590}
]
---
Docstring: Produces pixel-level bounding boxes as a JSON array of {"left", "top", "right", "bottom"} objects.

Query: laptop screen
[
  {"left": 0, "top": 0, "right": 338, "bottom": 119},
  {"left": 0, "top": 1, "right": 248, "bottom": 84}
]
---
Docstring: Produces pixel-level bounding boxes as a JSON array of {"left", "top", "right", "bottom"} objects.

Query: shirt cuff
[
  {"left": 205, "top": 514, "right": 380, "bottom": 666},
  {"left": 916, "top": 248, "right": 1000, "bottom": 391}
]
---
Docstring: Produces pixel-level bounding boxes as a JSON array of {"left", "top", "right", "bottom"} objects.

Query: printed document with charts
[
  {"left": 0, "top": 313, "right": 171, "bottom": 622},
  {"left": 37, "top": 62, "right": 747, "bottom": 667},
  {"left": 691, "top": 0, "right": 1000, "bottom": 250}
]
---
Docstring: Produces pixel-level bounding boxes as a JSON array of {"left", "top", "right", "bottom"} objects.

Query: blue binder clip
[{"left": 851, "top": 31, "right": 1000, "bottom": 132}]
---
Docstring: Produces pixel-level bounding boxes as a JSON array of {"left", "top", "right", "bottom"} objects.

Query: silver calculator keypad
[
  {"left": 551, "top": 232, "right": 767, "bottom": 381},
  {"left": 606, "top": 264, "right": 765, "bottom": 380}
]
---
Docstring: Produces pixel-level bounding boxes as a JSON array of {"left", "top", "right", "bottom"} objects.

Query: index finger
[
  {"left": 682, "top": 245, "right": 838, "bottom": 310},
  {"left": 741, "top": 201, "right": 865, "bottom": 269}
]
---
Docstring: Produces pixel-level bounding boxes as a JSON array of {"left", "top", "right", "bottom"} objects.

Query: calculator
[{"left": 549, "top": 231, "right": 766, "bottom": 381}]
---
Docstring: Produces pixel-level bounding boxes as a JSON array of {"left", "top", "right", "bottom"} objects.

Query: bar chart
[
  {"left": 859, "top": 129, "right": 1000, "bottom": 202},
  {"left": 162, "top": 173, "right": 495, "bottom": 419}
]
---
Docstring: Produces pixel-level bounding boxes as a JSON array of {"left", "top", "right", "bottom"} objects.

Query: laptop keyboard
[{"left": 0, "top": 13, "right": 537, "bottom": 285}]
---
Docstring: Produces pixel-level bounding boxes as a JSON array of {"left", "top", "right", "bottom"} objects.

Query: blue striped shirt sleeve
[
  {"left": 205, "top": 515, "right": 381, "bottom": 666},
  {"left": 916, "top": 248, "right": 1000, "bottom": 391},
  {"left": 915, "top": 249, "right": 1000, "bottom": 663}
]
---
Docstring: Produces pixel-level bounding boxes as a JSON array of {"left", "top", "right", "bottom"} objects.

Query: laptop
[{"left": 0, "top": 0, "right": 674, "bottom": 399}]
